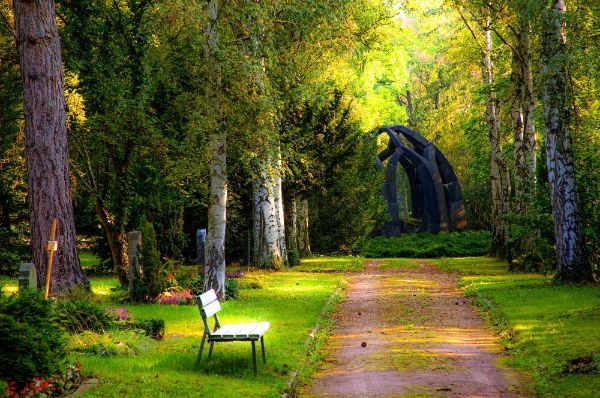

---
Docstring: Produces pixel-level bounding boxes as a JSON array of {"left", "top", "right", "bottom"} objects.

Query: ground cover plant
[
  {"left": 361, "top": 231, "right": 491, "bottom": 258},
  {"left": 292, "top": 256, "right": 365, "bottom": 273},
  {"left": 429, "top": 257, "right": 600, "bottom": 397}
]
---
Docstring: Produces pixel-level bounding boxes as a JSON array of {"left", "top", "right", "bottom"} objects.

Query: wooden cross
[{"left": 44, "top": 219, "right": 58, "bottom": 299}]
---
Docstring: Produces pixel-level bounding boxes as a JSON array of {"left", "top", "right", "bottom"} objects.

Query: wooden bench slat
[
  {"left": 198, "top": 290, "right": 218, "bottom": 307},
  {"left": 247, "top": 322, "right": 270, "bottom": 338},
  {"left": 201, "top": 300, "right": 221, "bottom": 318}
]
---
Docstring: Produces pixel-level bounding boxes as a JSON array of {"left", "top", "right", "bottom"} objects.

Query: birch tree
[
  {"left": 203, "top": 0, "right": 227, "bottom": 299},
  {"left": 459, "top": 8, "right": 511, "bottom": 258},
  {"left": 12, "top": 0, "right": 88, "bottom": 292},
  {"left": 540, "top": 0, "right": 593, "bottom": 281}
]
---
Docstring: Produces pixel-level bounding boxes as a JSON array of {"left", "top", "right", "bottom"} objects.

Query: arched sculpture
[{"left": 374, "top": 125, "right": 466, "bottom": 236}]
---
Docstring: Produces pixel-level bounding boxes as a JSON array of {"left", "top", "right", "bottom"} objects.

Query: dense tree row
[{"left": 0, "top": 0, "right": 597, "bottom": 296}]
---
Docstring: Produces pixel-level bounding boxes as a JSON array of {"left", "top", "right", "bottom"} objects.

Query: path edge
[{"left": 282, "top": 278, "right": 347, "bottom": 398}]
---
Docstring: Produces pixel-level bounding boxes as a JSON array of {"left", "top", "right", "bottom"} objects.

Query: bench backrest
[{"left": 196, "top": 289, "right": 221, "bottom": 334}]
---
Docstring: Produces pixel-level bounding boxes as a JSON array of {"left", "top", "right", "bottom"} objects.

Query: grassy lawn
[
  {"left": 292, "top": 255, "right": 364, "bottom": 272},
  {"left": 430, "top": 257, "right": 600, "bottom": 397},
  {"left": 67, "top": 256, "right": 357, "bottom": 397}
]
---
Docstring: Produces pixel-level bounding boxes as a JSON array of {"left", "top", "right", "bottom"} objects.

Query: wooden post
[{"left": 44, "top": 219, "right": 58, "bottom": 299}]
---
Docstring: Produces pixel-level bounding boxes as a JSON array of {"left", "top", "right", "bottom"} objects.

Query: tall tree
[
  {"left": 540, "top": 0, "right": 593, "bottom": 281},
  {"left": 12, "top": 0, "right": 88, "bottom": 291},
  {"left": 459, "top": 7, "right": 512, "bottom": 258},
  {"left": 204, "top": 0, "right": 227, "bottom": 299}
]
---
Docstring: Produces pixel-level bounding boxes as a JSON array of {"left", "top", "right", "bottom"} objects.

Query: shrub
[
  {"left": 54, "top": 297, "right": 114, "bottom": 334},
  {"left": 138, "top": 219, "right": 164, "bottom": 301},
  {"left": 0, "top": 251, "right": 21, "bottom": 276},
  {"left": 189, "top": 276, "right": 240, "bottom": 300},
  {"left": 158, "top": 289, "right": 194, "bottom": 305},
  {"left": 361, "top": 231, "right": 491, "bottom": 258},
  {"left": 0, "top": 291, "right": 66, "bottom": 386},
  {"left": 115, "top": 319, "right": 165, "bottom": 340},
  {"left": 288, "top": 250, "right": 300, "bottom": 266},
  {"left": 4, "top": 362, "right": 82, "bottom": 397}
]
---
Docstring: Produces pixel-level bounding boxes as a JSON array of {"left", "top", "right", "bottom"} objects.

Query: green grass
[
  {"left": 73, "top": 268, "right": 345, "bottom": 397},
  {"left": 378, "top": 258, "right": 419, "bottom": 269},
  {"left": 362, "top": 231, "right": 491, "bottom": 258},
  {"left": 292, "top": 255, "right": 364, "bottom": 272},
  {"left": 429, "top": 257, "right": 600, "bottom": 397},
  {"left": 80, "top": 251, "right": 100, "bottom": 269}
]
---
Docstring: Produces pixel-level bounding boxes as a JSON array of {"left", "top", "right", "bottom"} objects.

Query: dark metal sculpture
[{"left": 374, "top": 125, "right": 466, "bottom": 236}]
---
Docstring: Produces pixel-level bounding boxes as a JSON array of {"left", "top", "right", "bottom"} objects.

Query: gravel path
[{"left": 302, "top": 260, "right": 529, "bottom": 397}]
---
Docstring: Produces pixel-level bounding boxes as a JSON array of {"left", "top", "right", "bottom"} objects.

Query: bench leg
[
  {"left": 208, "top": 341, "right": 215, "bottom": 360},
  {"left": 195, "top": 333, "right": 206, "bottom": 367},
  {"left": 251, "top": 341, "right": 257, "bottom": 375},
  {"left": 260, "top": 336, "right": 266, "bottom": 364}
]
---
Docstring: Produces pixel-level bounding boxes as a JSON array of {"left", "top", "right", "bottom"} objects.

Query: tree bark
[
  {"left": 297, "top": 198, "right": 311, "bottom": 257},
  {"left": 287, "top": 196, "right": 299, "bottom": 253},
  {"left": 203, "top": 0, "right": 227, "bottom": 300},
  {"left": 511, "top": 19, "right": 537, "bottom": 216},
  {"left": 541, "top": 0, "right": 593, "bottom": 281},
  {"left": 482, "top": 16, "right": 511, "bottom": 258},
  {"left": 94, "top": 198, "right": 128, "bottom": 285},
  {"left": 13, "top": 0, "right": 90, "bottom": 293},
  {"left": 13, "top": 0, "right": 89, "bottom": 292},
  {"left": 253, "top": 160, "right": 286, "bottom": 269}
]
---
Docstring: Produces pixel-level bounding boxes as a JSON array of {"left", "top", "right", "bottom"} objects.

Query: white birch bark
[
  {"left": 541, "top": 0, "right": 593, "bottom": 281},
  {"left": 482, "top": 16, "right": 511, "bottom": 258},
  {"left": 203, "top": 0, "right": 227, "bottom": 299}
]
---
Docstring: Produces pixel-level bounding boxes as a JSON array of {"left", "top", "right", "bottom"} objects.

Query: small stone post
[
  {"left": 18, "top": 262, "right": 37, "bottom": 291},
  {"left": 196, "top": 229, "right": 207, "bottom": 277},
  {"left": 127, "top": 231, "right": 142, "bottom": 295}
]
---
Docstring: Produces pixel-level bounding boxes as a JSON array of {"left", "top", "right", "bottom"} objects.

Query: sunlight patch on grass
[{"left": 293, "top": 255, "right": 364, "bottom": 272}]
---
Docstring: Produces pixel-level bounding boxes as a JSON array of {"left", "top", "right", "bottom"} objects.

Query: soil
[{"left": 302, "top": 260, "right": 530, "bottom": 397}]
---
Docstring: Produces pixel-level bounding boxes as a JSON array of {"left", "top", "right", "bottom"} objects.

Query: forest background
[{"left": 0, "top": 0, "right": 598, "bottom": 289}]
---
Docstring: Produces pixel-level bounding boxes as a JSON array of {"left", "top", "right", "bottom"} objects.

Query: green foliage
[
  {"left": 288, "top": 250, "right": 300, "bottom": 266},
  {"left": 0, "top": 291, "right": 66, "bottom": 385},
  {"left": 53, "top": 297, "right": 113, "bottom": 334},
  {"left": 362, "top": 232, "right": 491, "bottom": 258},
  {"left": 0, "top": 251, "right": 21, "bottom": 277},
  {"left": 112, "top": 319, "right": 165, "bottom": 341},
  {"left": 137, "top": 219, "right": 164, "bottom": 302},
  {"left": 189, "top": 276, "right": 240, "bottom": 301}
]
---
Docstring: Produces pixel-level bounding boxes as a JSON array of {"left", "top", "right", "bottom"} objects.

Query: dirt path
[{"left": 302, "top": 260, "right": 528, "bottom": 397}]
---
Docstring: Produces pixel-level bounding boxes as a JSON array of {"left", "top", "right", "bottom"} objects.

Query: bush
[
  {"left": 158, "top": 289, "right": 194, "bottom": 305},
  {"left": 288, "top": 250, "right": 300, "bottom": 266},
  {"left": 0, "top": 251, "right": 21, "bottom": 276},
  {"left": 54, "top": 297, "right": 114, "bottom": 334},
  {"left": 189, "top": 276, "right": 240, "bottom": 300},
  {"left": 131, "top": 219, "right": 165, "bottom": 302},
  {"left": 0, "top": 291, "right": 66, "bottom": 386},
  {"left": 361, "top": 231, "right": 491, "bottom": 258},
  {"left": 114, "top": 319, "right": 165, "bottom": 340}
]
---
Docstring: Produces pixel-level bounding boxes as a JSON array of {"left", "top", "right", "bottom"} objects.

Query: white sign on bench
[{"left": 195, "top": 289, "right": 270, "bottom": 375}]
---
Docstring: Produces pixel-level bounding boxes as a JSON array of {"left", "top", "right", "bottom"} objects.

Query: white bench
[{"left": 195, "top": 289, "right": 270, "bottom": 374}]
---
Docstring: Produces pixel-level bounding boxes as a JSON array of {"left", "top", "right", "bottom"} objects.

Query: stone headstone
[
  {"left": 18, "top": 262, "right": 37, "bottom": 291},
  {"left": 196, "top": 229, "right": 207, "bottom": 275},
  {"left": 127, "top": 231, "right": 142, "bottom": 294}
]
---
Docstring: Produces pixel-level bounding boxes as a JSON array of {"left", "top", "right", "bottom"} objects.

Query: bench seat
[{"left": 211, "top": 322, "right": 270, "bottom": 340}]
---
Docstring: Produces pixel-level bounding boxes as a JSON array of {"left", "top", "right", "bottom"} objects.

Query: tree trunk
[
  {"left": 482, "top": 16, "right": 511, "bottom": 258},
  {"left": 94, "top": 199, "right": 128, "bottom": 285},
  {"left": 253, "top": 160, "right": 286, "bottom": 269},
  {"left": 287, "top": 196, "right": 299, "bottom": 253},
  {"left": 297, "top": 198, "right": 311, "bottom": 257},
  {"left": 13, "top": 0, "right": 88, "bottom": 292},
  {"left": 203, "top": 0, "right": 227, "bottom": 300},
  {"left": 541, "top": 0, "right": 593, "bottom": 282},
  {"left": 511, "top": 20, "right": 537, "bottom": 216}
]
